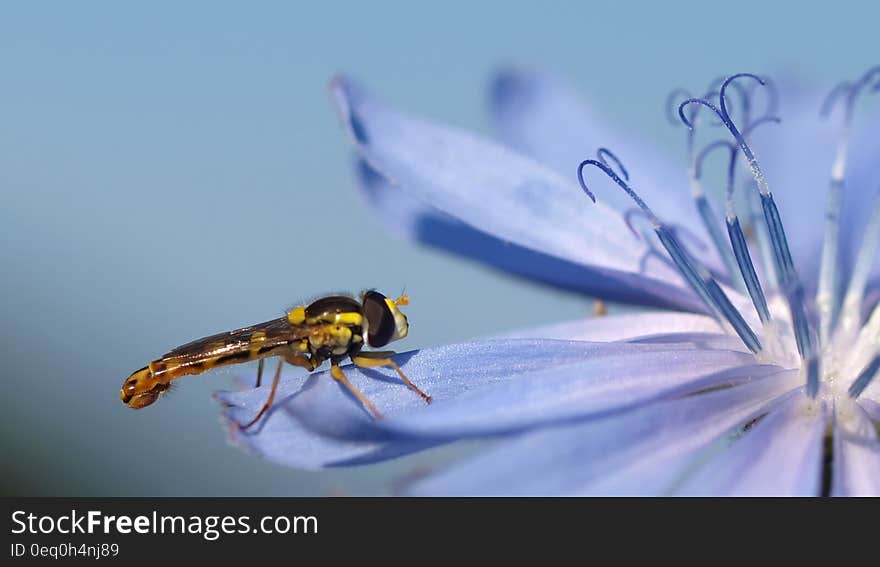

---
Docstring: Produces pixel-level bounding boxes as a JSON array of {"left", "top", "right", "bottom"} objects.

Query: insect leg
[
  {"left": 330, "top": 362, "right": 384, "bottom": 419},
  {"left": 351, "top": 351, "right": 432, "bottom": 404},
  {"left": 240, "top": 350, "right": 320, "bottom": 430},
  {"left": 239, "top": 358, "right": 284, "bottom": 431},
  {"left": 281, "top": 351, "right": 319, "bottom": 371},
  {"left": 255, "top": 358, "right": 265, "bottom": 388}
]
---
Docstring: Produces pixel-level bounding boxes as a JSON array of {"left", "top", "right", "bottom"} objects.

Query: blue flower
[{"left": 217, "top": 67, "right": 880, "bottom": 495}]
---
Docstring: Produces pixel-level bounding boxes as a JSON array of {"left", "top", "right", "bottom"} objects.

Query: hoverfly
[{"left": 120, "top": 290, "right": 431, "bottom": 428}]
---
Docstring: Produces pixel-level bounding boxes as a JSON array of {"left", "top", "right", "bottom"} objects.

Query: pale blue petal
[
  {"left": 678, "top": 395, "right": 826, "bottom": 496},
  {"left": 215, "top": 376, "right": 435, "bottom": 470},
  {"left": 409, "top": 371, "right": 801, "bottom": 495},
  {"left": 865, "top": 285, "right": 880, "bottom": 322},
  {"left": 838, "top": 112, "right": 880, "bottom": 289},
  {"left": 355, "top": 159, "right": 705, "bottom": 310},
  {"left": 280, "top": 342, "right": 760, "bottom": 442},
  {"left": 500, "top": 311, "right": 746, "bottom": 349},
  {"left": 857, "top": 398, "right": 880, "bottom": 421},
  {"left": 489, "top": 67, "right": 711, "bottom": 239},
  {"left": 332, "top": 75, "right": 703, "bottom": 311},
  {"left": 220, "top": 339, "right": 640, "bottom": 427},
  {"left": 353, "top": 158, "right": 438, "bottom": 240},
  {"left": 219, "top": 339, "right": 661, "bottom": 467},
  {"left": 831, "top": 400, "right": 880, "bottom": 496}
]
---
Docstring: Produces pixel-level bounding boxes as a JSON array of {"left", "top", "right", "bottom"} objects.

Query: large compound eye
[{"left": 363, "top": 290, "right": 395, "bottom": 347}]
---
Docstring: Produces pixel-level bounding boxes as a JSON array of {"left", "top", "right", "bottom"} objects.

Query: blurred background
[{"left": 1, "top": 0, "right": 876, "bottom": 495}]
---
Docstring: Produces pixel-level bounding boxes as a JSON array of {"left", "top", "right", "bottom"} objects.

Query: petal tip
[
  {"left": 212, "top": 389, "right": 236, "bottom": 408},
  {"left": 490, "top": 66, "right": 541, "bottom": 111},
  {"left": 329, "top": 74, "right": 370, "bottom": 145}
]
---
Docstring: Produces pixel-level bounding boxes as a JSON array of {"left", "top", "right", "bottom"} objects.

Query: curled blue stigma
[
  {"left": 821, "top": 65, "right": 880, "bottom": 122},
  {"left": 665, "top": 88, "right": 694, "bottom": 126},
  {"left": 742, "top": 74, "right": 779, "bottom": 125},
  {"left": 669, "top": 79, "right": 760, "bottom": 287},
  {"left": 707, "top": 75, "right": 751, "bottom": 125},
  {"left": 679, "top": 73, "right": 819, "bottom": 396},
  {"left": 694, "top": 140, "right": 736, "bottom": 185},
  {"left": 597, "top": 147, "right": 629, "bottom": 181},
  {"left": 820, "top": 81, "right": 855, "bottom": 119},
  {"left": 577, "top": 158, "right": 653, "bottom": 220},
  {"left": 578, "top": 154, "right": 762, "bottom": 353}
]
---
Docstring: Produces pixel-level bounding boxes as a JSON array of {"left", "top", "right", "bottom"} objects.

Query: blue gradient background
[{"left": 1, "top": 1, "right": 876, "bottom": 495}]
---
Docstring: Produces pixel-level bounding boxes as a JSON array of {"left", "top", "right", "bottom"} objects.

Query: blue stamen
[
  {"left": 623, "top": 209, "right": 679, "bottom": 274},
  {"left": 624, "top": 208, "right": 709, "bottom": 251},
  {"left": 696, "top": 112, "right": 780, "bottom": 328},
  {"left": 694, "top": 196, "right": 738, "bottom": 286},
  {"left": 578, "top": 156, "right": 762, "bottom": 353},
  {"left": 624, "top": 208, "right": 713, "bottom": 275},
  {"left": 757, "top": 192, "right": 796, "bottom": 278},
  {"left": 725, "top": 90, "right": 782, "bottom": 295},
  {"left": 759, "top": 191, "right": 818, "bottom": 382},
  {"left": 684, "top": 139, "right": 739, "bottom": 285},
  {"left": 696, "top": 140, "right": 771, "bottom": 324},
  {"left": 679, "top": 74, "right": 819, "bottom": 395},
  {"left": 817, "top": 66, "right": 880, "bottom": 344},
  {"left": 847, "top": 354, "right": 880, "bottom": 399},
  {"left": 656, "top": 227, "right": 763, "bottom": 354},
  {"left": 805, "top": 356, "right": 820, "bottom": 398},
  {"left": 728, "top": 217, "right": 771, "bottom": 324},
  {"left": 838, "top": 191, "right": 880, "bottom": 340},
  {"left": 745, "top": 184, "right": 779, "bottom": 290}
]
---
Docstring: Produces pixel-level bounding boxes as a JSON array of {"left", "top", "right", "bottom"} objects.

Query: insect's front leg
[
  {"left": 282, "top": 351, "right": 320, "bottom": 372},
  {"left": 351, "top": 351, "right": 431, "bottom": 403},
  {"left": 330, "top": 362, "right": 383, "bottom": 419}
]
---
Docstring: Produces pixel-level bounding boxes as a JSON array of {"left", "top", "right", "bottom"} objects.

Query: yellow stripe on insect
[
  {"left": 333, "top": 312, "right": 363, "bottom": 326},
  {"left": 249, "top": 331, "right": 267, "bottom": 357},
  {"left": 287, "top": 306, "right": 306, "bottom": 325},
  {"left": 304, "top": 311, "right": 363, "bottom": 326}
]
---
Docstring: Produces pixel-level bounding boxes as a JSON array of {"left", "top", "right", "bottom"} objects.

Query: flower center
[{"left": 579, "top": 69, "right": 880, "bottom": 403}]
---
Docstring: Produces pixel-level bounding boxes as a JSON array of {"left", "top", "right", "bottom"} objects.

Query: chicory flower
[{"left": 217, "top": 66, "right": 880, "bottom": 495}]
